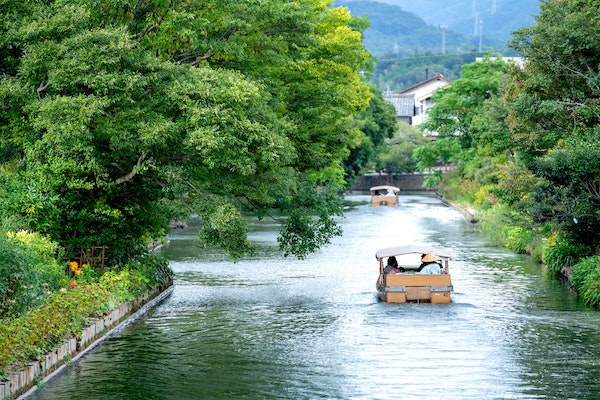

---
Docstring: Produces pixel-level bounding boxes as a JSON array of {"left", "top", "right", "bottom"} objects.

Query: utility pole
[
  {"left": 478, "top": 20, "right": 483, "bottom": 52},
  {"left": 440, "top": 24, "right": 447, "bottom": 54}
]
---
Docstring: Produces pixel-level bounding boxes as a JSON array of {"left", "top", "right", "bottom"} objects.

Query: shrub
[
  {"left": 571, "top": 256, "right": 600, "bottom": 308},
  {"left": 0, "top": 231, "right": 67, "bottom": 319},
  {"left": 0, "top": 283, "right": 109, "bottom": 378},
  {"left": 125, "top": 254, "right": 172, "bottom": 288},
  {"left": 543, "top": 232, "right": 587, "bottom": 273},
  {"left": 0, "top": 256, "right": 172, "bottom": 378},
  {"left": 504, "top": 226, "right": 534, "bottom": 254}
]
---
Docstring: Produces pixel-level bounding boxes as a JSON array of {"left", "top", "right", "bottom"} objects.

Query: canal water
[{"left": 28, "top": 194, "right": 600, "bottom": 399}]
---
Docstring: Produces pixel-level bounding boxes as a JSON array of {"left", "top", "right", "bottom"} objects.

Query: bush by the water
[
  {"left": 0, "top": 231, "right": 67, "bottom": 319},
  {"left": 571, "top": 256, "right": 600, "bottom": 308}
]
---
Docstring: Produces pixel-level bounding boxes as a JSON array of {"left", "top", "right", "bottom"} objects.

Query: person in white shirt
[{"left": 416, "top": 252, "right": 443, "bottom": 274}]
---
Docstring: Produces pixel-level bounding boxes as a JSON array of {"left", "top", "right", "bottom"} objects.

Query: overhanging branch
[{"left": 113, "top": 154, "right": 145, "bottom": 185}]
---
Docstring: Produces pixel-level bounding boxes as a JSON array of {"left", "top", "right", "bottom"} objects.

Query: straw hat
[{"left": 421, "top": 252, "right": 438, "bottom": 262}]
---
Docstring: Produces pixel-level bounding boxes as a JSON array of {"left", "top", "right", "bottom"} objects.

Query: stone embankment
[
  {"left": 435, "top": 194, "right": 481, "bottom": 223},
  {"left": 1, "top": 278, "right": 173, "bottom": 400}
]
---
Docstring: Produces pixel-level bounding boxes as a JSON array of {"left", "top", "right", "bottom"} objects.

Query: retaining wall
[{"left": 1, "top": 278, "right": 173, "bottom": 400}]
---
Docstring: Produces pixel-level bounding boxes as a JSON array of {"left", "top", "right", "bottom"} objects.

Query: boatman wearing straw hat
[{"left": 416, "top": 252, "right": 444, "bottom": 274}]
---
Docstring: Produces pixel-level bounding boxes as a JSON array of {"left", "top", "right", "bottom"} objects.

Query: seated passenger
[
  {"left": 383, "top": 256, "right": 403, "bottom": 274},
  {"left": 416, "top": 252, "right": 444, "bottom": 274}
]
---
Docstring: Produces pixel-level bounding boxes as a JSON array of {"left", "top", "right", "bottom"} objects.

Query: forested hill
[
  {"left": 335, "top": 0, "right": 538, "bottom": 56},
  {"left": 375, "top": 0, "right": 539, "bottom": 45},
  {"left": 335, "top": 0, "right": 505, "bottom": 56}
]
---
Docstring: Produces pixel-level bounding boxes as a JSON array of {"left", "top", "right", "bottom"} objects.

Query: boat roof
[
  {"left": 375, "top": 245, "right": 452, "bottom": 260},
  {"left": 370, "top": 185, "right": 400, "bottom": 193}
]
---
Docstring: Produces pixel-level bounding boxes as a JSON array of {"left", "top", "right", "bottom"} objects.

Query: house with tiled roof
[{"left": 384, "top": 72, "right": 452, "bottom": 126}]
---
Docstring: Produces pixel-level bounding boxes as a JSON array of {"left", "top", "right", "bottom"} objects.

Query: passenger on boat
[
  {"left": 383, "top": 256, "right": 403, "bottom": 274},
  {"left": 416, "top": 252, "right": 443, "bottom": 274}
]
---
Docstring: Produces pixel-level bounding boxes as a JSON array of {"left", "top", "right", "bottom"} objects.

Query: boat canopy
[
  {"left": 370, "top": 185, "right": 400, "bottom": 194},
  {"left": 375, "top": 245, "right": 452, "bottom": 261}
]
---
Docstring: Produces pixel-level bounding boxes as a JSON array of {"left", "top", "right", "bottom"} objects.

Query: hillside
[
  {"left": 335, "top": 0, "right": 538, "bottom": 91},
  {"left": 336, "top": 0, "right": 510, "bottom": 56},
  {"left": 340, "top": 0, "right": 539, "bottom": 54}
]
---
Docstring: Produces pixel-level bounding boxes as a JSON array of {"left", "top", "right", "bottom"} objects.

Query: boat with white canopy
[{"left": 375, "top": 245, "right": 453, "bottom": 303}]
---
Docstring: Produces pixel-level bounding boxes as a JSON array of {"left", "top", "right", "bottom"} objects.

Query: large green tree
[
  {"left": 507, "top": 0, "right": 600, "bottom": 158},
  {"left": 413, "top": 56, "right": 511, "bottom": 192},
  {"left": 420, "top": 56, "right": 510, "bottom": 149},
  {"left": 0, "top": 0, "right": 373, "bottom": 262},
  {"left": 344, "top": 85, "right": 398, "bottom": 177},
  {"left": 506, "top": 0, "right": 600, "bottom": 248}
]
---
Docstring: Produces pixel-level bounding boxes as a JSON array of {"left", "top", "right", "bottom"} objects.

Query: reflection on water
[{"left": 28, "top": 194, "right": 600, "bottom": 399}]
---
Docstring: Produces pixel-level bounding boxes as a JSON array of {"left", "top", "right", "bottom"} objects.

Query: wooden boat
[
  {"left": 370, "top": 185, "right": 400, "bottom": 207},
  {"left": 375, "top": 245, "right": 453, "bottom": 303}
]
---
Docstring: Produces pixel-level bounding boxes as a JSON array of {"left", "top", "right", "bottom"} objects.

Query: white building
[{"left": 384, "top": 72, "right": 452, "bottom": 126}]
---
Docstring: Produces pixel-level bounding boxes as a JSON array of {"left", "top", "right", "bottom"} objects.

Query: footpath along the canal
[{"left": 0, "top": 277, "right": 174, "bottom": 400}]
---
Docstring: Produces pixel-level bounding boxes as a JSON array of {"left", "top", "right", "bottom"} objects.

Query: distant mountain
[
  {"left": 335, "top": 1, "right": 505, "bottom": 56},
  {"left": 335, "top": 0, "right": 539, "bottom": 91},
  {"left": 338, "top": 0, "right": 539, "bottom": 55}
]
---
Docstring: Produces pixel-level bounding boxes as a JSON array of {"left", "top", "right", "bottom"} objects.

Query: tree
[
  {"left": 413, "top": 56, "right": 511, "bottom": 192},
  {"left": 507, "top": 0, "right": 600, "bottom": 159},
  {"left": 344, "top": 85, "right": 399, "bottom": 177},
  {"left": 379, "top": 122, "right": 427, "bottom": 174},
  {"left": 0, "top": 0, "right": 373, "bottom": 262},
  {"left": 506, "top": 0, "right": 600, "bottom": 250},
  {"left": 421, "top": 56, "right": 510, "bottom": 149}
]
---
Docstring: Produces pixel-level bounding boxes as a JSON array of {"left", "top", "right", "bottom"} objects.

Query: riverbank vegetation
[
  {"left": 412, "top": 0, "right": 600, "bottom": 307},
  {"left": 0, "top": 226, "right": 172, "bottom": 378}
]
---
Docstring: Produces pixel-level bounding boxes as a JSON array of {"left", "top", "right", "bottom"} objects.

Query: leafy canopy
[{"left": 0, "top": 0, "right": 373, "bottom": 262}]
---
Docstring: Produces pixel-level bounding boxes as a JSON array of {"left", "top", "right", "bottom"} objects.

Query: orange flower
[{"left": 69, "top": 281, "right": 77, "bottom": 288}]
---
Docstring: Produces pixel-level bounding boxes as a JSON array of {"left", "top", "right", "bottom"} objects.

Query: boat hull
[
  {"left": 370, "top": 195, "right": 398, "bottom": 207},
  {"left": 377, "top": 274, "right": 452, "bottom": 303}
]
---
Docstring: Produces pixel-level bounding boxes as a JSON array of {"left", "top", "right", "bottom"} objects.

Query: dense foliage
[
  {"left": 0, "top": 0, "right": 382, "bottom": 262},
  {"left": 0, "top": 231, "right": 66, "bottom": 319},
  {"left": 414, "top": 0, "right": 600, "bottom": 306},
  {"left": 344, "top": 84, "right": 399, "bottom": 177}
]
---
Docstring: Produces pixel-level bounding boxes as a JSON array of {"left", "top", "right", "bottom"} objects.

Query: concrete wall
[{"left": 351, "top": 173, "right": 432, "bottom": 192}]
